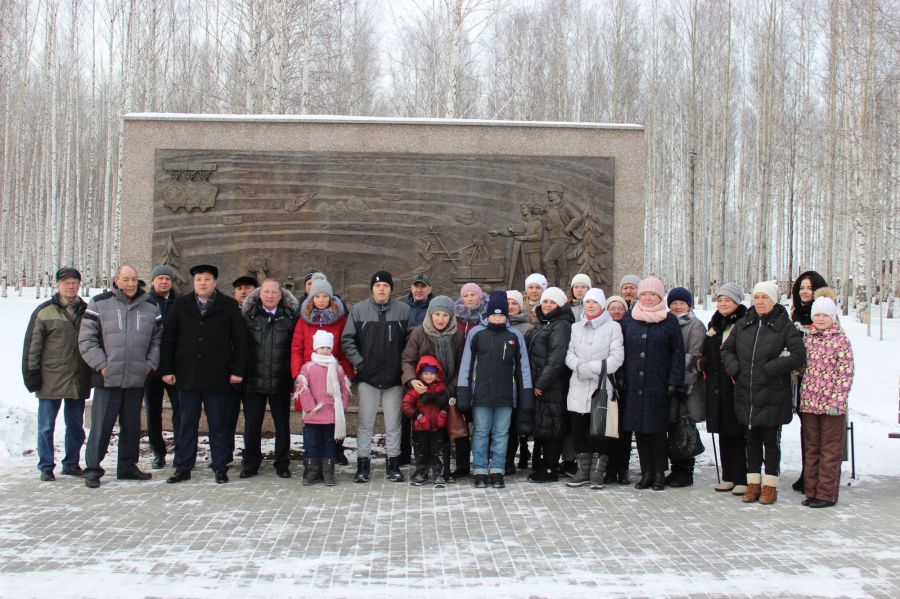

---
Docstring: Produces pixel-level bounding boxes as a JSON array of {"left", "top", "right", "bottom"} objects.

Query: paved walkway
[{"left": 0, "top": 450, "right": 897, "bottom": 599}]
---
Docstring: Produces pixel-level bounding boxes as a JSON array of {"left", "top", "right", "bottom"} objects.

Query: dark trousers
[
  {"left": 801, "top": 413, "right": 845, "bottom": 503},
  {"left": 607, "top": 429, "right": 634, "bottom": 474},
  {"left": 746, "top": 425, "right": 781, "bottom": 477},
  {"left": 84, "top": 387, "right": 144, "bottom": 480},
  {"left": 569, "top": 412, "right": 610, "bottom": 455},
  {"left": 304, "top": 423, "right": 336, "bottom": 459},
  {"left": 400, "top": 415, "right": 412, "bottom": 461},
  {"left": 242, "top": 392, "right": 291, "bottom": 472},
  {"left": 144, "top": 375, "right": 180, "bottom": 456},
  {"left": 719, "top": 433, "right": 748, "bottom": 485},
  {"left": 414, "top": 429, "right": 447, "bottom": 473},
  {"left": 175, "top": 390, "right": 233, "bottom": 472},
  {"left": 635, "top": 432, "right": 668, "bottom": 475},
  {"left": 227, "top": 393, "right": 244, "bottom": 463}
]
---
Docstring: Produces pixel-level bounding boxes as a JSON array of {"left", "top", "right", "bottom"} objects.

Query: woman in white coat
[{"left": 564, "top": 288, "right": 624, "bottom": 489}]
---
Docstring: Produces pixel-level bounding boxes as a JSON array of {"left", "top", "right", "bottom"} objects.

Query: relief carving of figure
[{"left": 543, "top": 190, "right": 584, "bottom": 287}]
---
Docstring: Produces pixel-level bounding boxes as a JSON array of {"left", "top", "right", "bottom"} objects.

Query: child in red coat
[{"left": 401, "top": 355, "right": 450, "bottom": 487}]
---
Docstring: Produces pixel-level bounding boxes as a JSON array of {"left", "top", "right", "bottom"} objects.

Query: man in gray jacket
[{"left": 79, "top": 265, "right": 163, "bottom": 488}]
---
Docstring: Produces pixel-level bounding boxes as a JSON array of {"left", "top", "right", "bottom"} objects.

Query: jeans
[
  {"left": 84, "top": 387, "right": 144, "bottom": 480},
  {"left": 144, "top": 375, "right": 180, "bottom": 456},
  {"left": 174, "top": 390, "right": 233, "bottom": 472},
  {"left": 471, "top": 406, "right": 513, "bottom": 475},
  {"left": 37, "top": 398, "right": 85, "bottom": 472},
  {"left": 304, "top": 423, "right": 336, "bottom": 459}
]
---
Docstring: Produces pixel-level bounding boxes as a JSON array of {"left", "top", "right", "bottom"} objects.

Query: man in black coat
[
  {"left": 144, "top": 265, "right": 179, "bottom": 468},
  {"left": 159, "top": 264, "right": 248, "bottom": 484}
]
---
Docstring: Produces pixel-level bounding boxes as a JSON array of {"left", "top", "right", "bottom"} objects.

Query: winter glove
[
  {"left": 576, "top": 363, "right": 592, "bottom": 380},
  {"left": 448, "top": 397, "right": 457, "bottom": 406},
  {"left": 413, "top": 412, "right": 430, "bottom": 432},
  {"left": 614, "top": 376, "right": 627, "bottom": 395},
  {"left": 24, "top": 369, "right": 42, "bottom": 393},
  {"left": 437, "top": 410, "right": 448, "bottom": 429},
  {"left": 695, "top": 356, "right": 706, "bottom": 375}
]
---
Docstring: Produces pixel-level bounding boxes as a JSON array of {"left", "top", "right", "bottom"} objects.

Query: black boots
[
  {"left": 167, "top": 470, "right": 191, "bottom": 484},
  {"left": 335, "top": 440, "right": 349, "bottom": 466},
  {"left": 634, "top": 472, "right": 652, "bottom": 490},
  {"left": 302, "top": 458, "right": 323, "bottom": 486},
  {"left": 411, "top": 464, "right": 429, "bottom": 486},
  {"left": 354, "top": 458, "right": 371, "bottom": 483},
  {"left": 385, "top": 457, "right": 405, "bottom": 482},
  {"left": 322, "top": 458, "right": 335, "bottom": 486},
  {"left": 450, "top": 437, "right": 471, "bottom": 480},
  {"left": 517, "top": 437, "right": 531, "bottom": 470},
  {"left": 667, "top": 465, "right": 694, "bottom": 488},
  {"left": 652, "top": 471, "right": 665, "bottom": 491}
]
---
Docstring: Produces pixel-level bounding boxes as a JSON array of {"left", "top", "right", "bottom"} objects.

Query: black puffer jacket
[
  {"left": 525, "top": 304, "right": 575, "bottom": 440},
  {"left": 242, "top": 288, "right": 299, "bottom": 395},
  {"left": 701, "top": 305, "right": 747, "bottom": 435},
  {"left": 721, "top": 303, "right": 806, "bottom": 428}
]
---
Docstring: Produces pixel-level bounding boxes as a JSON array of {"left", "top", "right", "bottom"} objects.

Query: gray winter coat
[
  {"left": 670, "top": 311, "right": 707, "bottom": 422},
  {"left": 341, "top": 298, "right": 411, "bottom": 389},
  {"left": 79, "top": 289, "right": 163, "bottom": 389}
]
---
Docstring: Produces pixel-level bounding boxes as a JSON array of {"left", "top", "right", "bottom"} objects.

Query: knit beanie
[
  {"left": 312, "top": 330, "right": 334, "bottom": 350},
  {"left": 370, "top": 271, "right": 393, "bottom": 289},
  {"left": 303, "top": 269, "right": 321, "bottom": 283},
  {"left": 752, "top": 280, "right": 780, "bottom": 304},
  {"left": 420, "top": 364, "right": 439, "bottom": 374},
  {"left": 55, "top": 267, "right": 81, "bottom": 282},
  {"left": 308, "top": 276, "right": 333, "bottom": 299},
  {"left": 620, "top": 274, "right": 641, "bottom": 288},
  {"left": 460, "top": 282, "right": 483, "bottom": 297},
  {"left": 570, "top": 273, "right": 592, "bottom": 288},
  {"left": 506, "top": 290, "right": 525, "bottom": 309},
  {"left": 525, "top": 273, "right": 548, "bottom": 290},
  {"left": 667, "top": 287, "right": 693, "bottom": 308},
  {"left": 486, "top": 290, "right": 509, "bottom": 317},
  {"left": 426, "top": 295, "right": 455, "bottom": 316},
  {"left": 716, "top": 282, "right": 744, "bottom": 306},
  {"left": 583, "top": 288, "right": 607, "bottom": 310},
  {"left": 150, "top": 265, "right": 175, "bottom": 281},
  {"left": 540, "top": 287, "right": 568, "bottom": 308},
  {"left": 638, "top": 276, "right": 666, "bottom": 301},
  {"left": 606, "top": 295, "right": 627, "bottom": 310},
  {"left": 811, "top": 296, "right": 838, "bottom": 319}
]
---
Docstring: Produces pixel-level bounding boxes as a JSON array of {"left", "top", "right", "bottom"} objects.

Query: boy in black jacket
[{"left": 457, "top": 291, "right": 533, "bottom": 489}]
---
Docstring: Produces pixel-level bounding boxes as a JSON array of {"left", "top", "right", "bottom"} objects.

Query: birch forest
[{"left": 0, "top": 0, "right": 897, "bottom": 315}]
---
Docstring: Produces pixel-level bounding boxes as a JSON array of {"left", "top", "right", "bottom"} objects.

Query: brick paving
[{"left": 0, "top": 447, "right": 898, "bottom": 599}]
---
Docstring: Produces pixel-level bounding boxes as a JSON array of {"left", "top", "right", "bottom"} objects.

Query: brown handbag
[{"left": 447, "top": 404, "right": 469, "bottom": 440}]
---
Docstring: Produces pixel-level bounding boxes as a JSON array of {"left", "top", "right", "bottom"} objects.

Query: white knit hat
[
  {"left": 312, "top": 330, "right": 334, "bottom": 350},
  {"left": 506, "top": 290, "right": 525, "bottom": 310},
  {"left": 811, "top": 296, "right": 838, "bottom": 319},
  {"left": 525, "top": 273, "right": 548, "bottom": 290},
  {"left": 570, "top": 273, "right": 592, "bottom": 288},
  {"left": 752, "top": 280, "right": 780, "bottom": 304},
  {"left": 583, "top": 288, "right": 607, "bottom": 310},
  {"left": 540, "top": 287, "right": 568, "bottom": 308}
]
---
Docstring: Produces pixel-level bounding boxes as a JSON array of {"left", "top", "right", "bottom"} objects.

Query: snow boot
[
  {"left": 386, "top": 457, "right": 406, "bottom": 483},
  {"left": 302, "top": 458, "right": 323, "bottom": 486},
  {"left": 490, "top": 473, "right": 505, "bottom": 489},
  {"left": 652, "top": 471, "right": 665, "bottom": 491},
  {"left": 634, "top": 472, "right": 652, "bottom": 490},
  {"left": 354, "top": 457, "right": 371, "bottom": 483},
  {"left": 517, "top": 437, "right": 531, "bottom": 470},
  {"left": 565, "top": 453, "right": 593, "bottom": 488},
  {"left": 590, "top": 454, "right": 609, "bottom": 490},
  {"left": 322, "top": 458, "right": 336, "bottom": 486},
  {"left": 432, "top": 448, "right": 446, "bottom": 488},
  {"left": 335, "top": 440, "right": 349, "bottom": 466}
]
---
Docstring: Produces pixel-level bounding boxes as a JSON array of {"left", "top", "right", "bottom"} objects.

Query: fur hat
[
  {"left": 460, "top": 282, "right": 483, "bottom": 297},
  {"left": 486, "top": 290, "right": 509, "bottom": 317},
  {"left": 540, "top": 287, "right": 568, "bottom": 308},
  {"left": 752, "top": 280, "right": 780, "bottom": 304},
  {"left": 525, "top": 273, "right": 548, "bottom": 290},
  {"left": 312, "top": 330, "right": 334, "bottom": 350},
  {"left": 811, "top": 296, "right": 838, "bottom": 319},
  {"left": 638, "top": 276, "right": 665, "bottom": 301},
  {"left": 814, "top": 286, "right": 837, "bottom": 302},
  {"left": 716, "top": 282, "right": 744, "bottom": 306},
  {"left": 583, "top": 288, "right": 607, "bottom": 310},
  {"left": 189, "top": 264, "right": 218, "bottom": 279},
  {"left": 506, "top": 290, "right": 525, "bottom": 310},
  {"left": 620, "top": 274, "right": 641, "bottom": 289},
  {"left": 232, "top": 275, "right": 258, "bottom": 289},
  {"left": 667, "top": 287, "right": 693, "bottom": 308},
  {"left": 570, "top": 273, "right": 592, "bottom": 288}
]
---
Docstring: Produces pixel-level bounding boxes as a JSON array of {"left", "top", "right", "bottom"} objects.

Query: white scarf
[{"left": 310, "top": 353, "right": 346, "bottom": 440}]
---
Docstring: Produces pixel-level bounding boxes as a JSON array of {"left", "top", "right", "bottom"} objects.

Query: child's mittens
[
  {"left": 437, "top": 410, "right": 448, "bottom": 429},
  {"left": 294, "top": 397, "right": 302, "bottom": 412},
  {"left": 413, "top": 412, "right": 430, "bottom": 431}
]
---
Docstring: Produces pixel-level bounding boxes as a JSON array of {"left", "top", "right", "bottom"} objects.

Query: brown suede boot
[
  {"left": 759, "top": 475, "right": 779, "bottom": 505},
  {"left": 741, "top": 483, "right": 761, "bottom": 503}
]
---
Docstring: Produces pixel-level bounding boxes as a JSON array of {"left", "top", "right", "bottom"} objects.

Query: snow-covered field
[{"left": 1, "top": 290, "right": 899, "bottom": 476}]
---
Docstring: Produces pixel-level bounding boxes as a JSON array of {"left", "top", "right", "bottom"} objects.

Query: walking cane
[{"left": 711, "top": 433, "right": 721, "bottom": 484}]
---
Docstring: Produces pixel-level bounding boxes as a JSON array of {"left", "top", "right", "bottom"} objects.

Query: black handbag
[
  {"left": 668, "top": 401, "right": 705, "bottom": 460},
  {"left": 589, "top": 360, "right": 609, "bottom": 440}
]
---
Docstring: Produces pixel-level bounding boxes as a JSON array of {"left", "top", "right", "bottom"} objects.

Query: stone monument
[{"left": 121, "top": 115, "right": 644, "bottom": 299}]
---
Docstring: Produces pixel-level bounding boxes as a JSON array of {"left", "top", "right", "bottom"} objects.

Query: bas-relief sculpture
[{"left": 152, "top": 151, "right": 615, "bottom": 300}]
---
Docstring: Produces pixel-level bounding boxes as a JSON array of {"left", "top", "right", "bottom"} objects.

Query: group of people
[{"left": 23, "top": 262, "right": 854, "bottom": 507}]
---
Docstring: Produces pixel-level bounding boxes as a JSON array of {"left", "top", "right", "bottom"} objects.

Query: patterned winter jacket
[{"left": 799, "top": 324, "right": 854, "bottom": 415}]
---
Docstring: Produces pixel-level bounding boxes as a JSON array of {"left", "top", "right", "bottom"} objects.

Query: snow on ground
[{"left": 1, "top": 289, "right": 899, "bottom": 476}]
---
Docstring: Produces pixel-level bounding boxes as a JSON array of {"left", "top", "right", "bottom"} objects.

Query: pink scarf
[{"left": 631, "top": 300, "right": 668, "bottom": 324}]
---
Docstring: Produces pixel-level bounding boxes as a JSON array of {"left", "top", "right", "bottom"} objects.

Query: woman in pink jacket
[
  {"left": 799, "top": 296, "right": 854, "bottom": 508},
  {"left": 293, "top": 330, "right": 351, "bottom": 487}
]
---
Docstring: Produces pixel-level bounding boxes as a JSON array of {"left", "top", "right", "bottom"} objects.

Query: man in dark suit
[{"left": 159, "top": 264, "right": 248, "bottom": 484}]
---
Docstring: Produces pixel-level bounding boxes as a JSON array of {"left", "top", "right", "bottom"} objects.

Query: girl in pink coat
[
  {"left": 799, "top": 296, "right": 854, "bottom": 508},
  {"left": 293, "top": 330, "right": 351, "bottom": 487}
]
